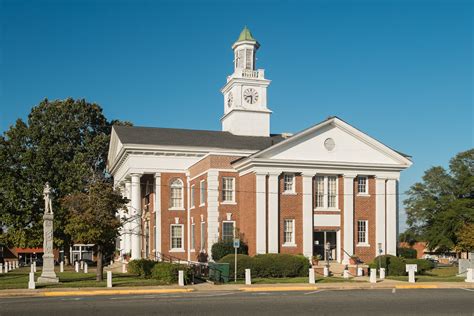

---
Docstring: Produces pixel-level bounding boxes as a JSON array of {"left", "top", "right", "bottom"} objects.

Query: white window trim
[
  {"left": 314, "top": 175, "right": 339, "bottom": 211},
  {"left": 222, "top": 220, "right": 236, "bottom": 242},
  {"left": 221, "top": 177, "right": 236, "bottom": 204},
  {"left": 190, "top": 223, "right": 195, "bottom": 252},
  {"left": 357, "top": 176, "right": 370, "bottom": 196},
  {"left": 170, "top": 224, "right": 185, "bottom": 252},
  {"left": 282, "top": 219, "right": 297, "bottom": 247},
  {"left": 199, "top": 180, "right": 206, "bottom": 207},
  {"left": 283, "top": 173, "right": 296, "bottom": 195},
  {"left": 190, "top": 184, "right": 195, "bottom": 209},
  {"left": 356, "top": 220, "right": 370, "bottom": 247},
  {"left": 169, "top": 178, "right": 185, "bottom": 211}
]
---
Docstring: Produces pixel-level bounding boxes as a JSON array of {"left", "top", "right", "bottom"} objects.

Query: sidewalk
[{"left": 0, "top": 279, "right": 472, "bottom": 298}]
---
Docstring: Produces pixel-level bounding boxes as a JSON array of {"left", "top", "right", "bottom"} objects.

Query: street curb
[{"left": 42, "top": 288, "right": 194, "bottom": 297}]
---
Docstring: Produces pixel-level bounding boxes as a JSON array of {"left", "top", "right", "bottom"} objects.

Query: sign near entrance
[
  {"left": 233, "top": 239, "right": 240, "bottom": 248},
  {"left": 406, "top": 264, "right": 417, "bottom": 273}
]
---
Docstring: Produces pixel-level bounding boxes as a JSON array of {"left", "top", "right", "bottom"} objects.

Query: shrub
[
  {"left": 218, "top": 254, "right": 254, "bottom": 278},
  {"left": 128, "top": 259, "right": 157, "bottom": 278},
  {"left": 405, "top": 259, "right": 435, "bottom": 274},
  {"left": 151, "top": 262, "right": 192, "bottom": 284},
  {"left": 253, "top": 254, "right": 310, "bottom": 278},
  {"left": 211, "top": 240, "right": 248, "bottom": 261},
  {"left": 397, "top": 247, "right": 417, "bottom": 259},
  {"left": 369, "top": 255, "right": 406, "bottom": 276}
]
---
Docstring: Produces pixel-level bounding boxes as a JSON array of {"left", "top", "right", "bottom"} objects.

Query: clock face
[
  {"left": 227, "top": 92, "right": 233, "bottom": 107},
  {"left": 243, "top": 88, "right": 259, "bottom": 105}
]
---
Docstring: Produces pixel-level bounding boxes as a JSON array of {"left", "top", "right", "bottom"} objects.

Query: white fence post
[
  {"left": 370, "top": 268, "right": 377, "bottom": 283},
  {"left": 107, "top": 271, "right": 113, "bottom": 288},
  {"left": 75, "top": 261, "right": 79, "bottom": 273},
  {"left": 178, "top": 270, "right": 184, "bottom": 286},
  {"left": 84, "top": 263, "right": 88, "bottom": 274},
  {"left": 0, "top": 263, "right": 3, "bottom": 274},
  {"left": 323, "top": 266, "right": 329, "bottom": 277},
  {"left": 60, "top": 261, "right": 64, "bottom": 273},
  {"left": 343, "top": 270, "right": 349, "bottom": 279},
  {"left": 357, "top": 267, "right": 363, "bottom": 276},
  {"left": 309, "top": 268, "right": 315, "bottom": 284},
  {"left": 379, "top": 268, "right": 386, "bottom": 280},
  {"left": 245, "top": 269, "right": 251, "bottom": 285},
  {"left": 406, "top": 264, "right": 417, "bottom": 283},
  {"left": 28, "top": 272, "right": 35, "bottom": 290},
  {"left": 465, "top": 268, "right": 473, "bottom": 283},
  {"left": 122, "top": 262, "right": 127, "bottom": 273}
]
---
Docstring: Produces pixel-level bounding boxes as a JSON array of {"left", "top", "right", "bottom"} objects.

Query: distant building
[{"left": 107, "top": 27, "right": 412, "bottom": 264}]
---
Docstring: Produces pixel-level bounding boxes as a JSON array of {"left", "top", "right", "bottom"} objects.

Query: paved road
[{"left": 0, "top": 288, "right": 473, "bottom": 315}]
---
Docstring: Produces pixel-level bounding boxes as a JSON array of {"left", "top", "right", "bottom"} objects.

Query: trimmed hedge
[
  {"left": 218, "top": 254, "right": 310, "bottom": 278},
  {"left": 369, "top": 255, "right": 435, "bottom": 276},
  {"left": 151, "top": 262, "right": 192, "bottom": 284},
  {"left": 218, "top": 254, "right": 254, "bottom": 278},
  {"left": 397, "top": 247, "right": 417, "bottom": 259},
  {"left": 211, "top": 240, "right": 248, "bottom": 261},
  {"left": 128, "top": 259, "right": 157, "bottom": 278}
]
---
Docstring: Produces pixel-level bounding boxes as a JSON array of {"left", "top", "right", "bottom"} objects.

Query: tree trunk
[{"left": 96, "top": 245, "right": 103, "bottom": 282}]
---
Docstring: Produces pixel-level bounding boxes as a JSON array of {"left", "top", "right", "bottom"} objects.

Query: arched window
[{"left": 170, "top": 179, "right": 184, "bottom": 209}]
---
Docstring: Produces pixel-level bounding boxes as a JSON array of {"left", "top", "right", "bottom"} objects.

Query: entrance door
[{"left": 313, "top": 231, "right": 337, "bottom": 261}]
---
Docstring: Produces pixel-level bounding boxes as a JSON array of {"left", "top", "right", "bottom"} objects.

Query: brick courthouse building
[{"left": 107, "top": 28, "right": 412, "bottom": 264}]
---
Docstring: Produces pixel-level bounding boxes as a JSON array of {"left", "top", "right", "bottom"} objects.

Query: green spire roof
[{"left": 235, "top": 26, "right": 257, "bottom": 43}]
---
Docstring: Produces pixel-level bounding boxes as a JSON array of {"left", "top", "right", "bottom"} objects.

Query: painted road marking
[
  {"left": 304, "top": 290, "right": 324, "bottom": 295},
  {"left": 43, "top": 288, "right": 194, "bottom": 297},
  {"left": 392, "top": 288, "right": 396, "bottom": 294},
  {"left": 240, "top": 286, "right": 318, "bottom": 292},
  {"left": 459, "top": 288, "right": 474, "bottom": 292},
  {"left": 61, "top": 298, "right": 82, "bottom": 301},
  {"left": 395, "top": 285, "right": 438, "bottom": 289}
]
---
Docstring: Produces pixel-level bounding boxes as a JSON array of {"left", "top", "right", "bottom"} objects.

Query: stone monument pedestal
[{"left": 37, "top": 254, "right": 59, "bottom": 283}]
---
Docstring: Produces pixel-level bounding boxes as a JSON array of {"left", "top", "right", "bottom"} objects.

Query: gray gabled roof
[{"left": 113, "top": 125, "right": 285, "bottom": 151}]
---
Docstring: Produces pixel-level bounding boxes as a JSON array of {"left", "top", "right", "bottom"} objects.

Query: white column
[
  {"left": 118, "top": 182, "right": 126, "bottom": 256},
  {"left": 207, "top": 170, "right": 219, "bottom": 259},
  {"left": 256, "top": 172, "right": 267, "bottom": 254},
  {"left": 375, "top": 177, "right": 386, "bottom": 257},
  {"left": 154, "top": 173, "right": 162, "bottom": 259},
  {"left": 386, "top": 179, "right": 398, "bottom": 255},
  {"left": 343, "top": 174, "right": 355, "bottom": 264},
  {"left": 186, "top": 175, "right": 191, "bottom": 261},
  {"left": 267, "top": 172, "right": 279, "bottom": 253},
  {"left": 124, "top": 180, "right": 132, "bottom": 255},
  {"left": 302, "top": 173, "right": 313, "bottom": 258},
  {"left": 130, "top": 173, "right": 142, "bottom": 260}
]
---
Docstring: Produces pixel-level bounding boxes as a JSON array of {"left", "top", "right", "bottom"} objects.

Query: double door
[{"left": 313, "top": 231, "right": 337, "bottom": 261}]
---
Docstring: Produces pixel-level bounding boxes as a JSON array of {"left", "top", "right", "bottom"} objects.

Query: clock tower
[{"left": 221, "top": 27, "right": 272, "bottom": 137}]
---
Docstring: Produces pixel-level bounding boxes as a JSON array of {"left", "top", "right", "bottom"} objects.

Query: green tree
[
  {"left": 404, "top": 149, "right": 474, "bottom": 252},
  {"left": 0, "top": 98, "right": 130, "bottom": 253},
  {"left": 63, "top": 177, "right": 127, "bottom": 281},
  {"left": 456, "top": 223, "right": 474, "bottom": 253}
]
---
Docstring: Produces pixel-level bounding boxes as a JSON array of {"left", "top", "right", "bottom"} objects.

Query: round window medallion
[{"left": 324, "top": 138, "right": 335, "bottom": 151}]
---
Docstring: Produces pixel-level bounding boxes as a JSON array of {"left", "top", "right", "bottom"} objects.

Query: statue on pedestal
[{"left": 37, "top": 182, "right": 59, "bottom": 283}]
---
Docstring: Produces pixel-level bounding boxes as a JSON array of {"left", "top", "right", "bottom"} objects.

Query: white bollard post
[
  {"left": 309, "top": 268, "right": 315, "bottom": 284},
  {"left": 0, "top": 263, "right": 3, "bottom": 274},
  {"left": 343, "top": 270, "right": 349, "bottom": 279},
  {"left": 245, "top": 269, "right": 251, "bottom": 285},
  {"left": 8, "top": 262, "right": 11, "bottom": 271},
  {"left": 75, "top": 261, "right": 79, "bottom": 273},
  {"left": 178, "top": 270, "right": 184, "bottom": 286},
  {"left": 16, "top": 260, "right": 19, "bottom": 269},
  {"left": 323, "top": 266, "right": 329, "bottom": 277},
  {"left": 465, "top": 268, "right": 474, "bottom": 283},
  {"left": 33, "top": 262, "right": 36, "bottom": 273},
  {"left": 110, "top": 260, "right": 114, "bottom": 266},
  {"left": 4, "top": 263, "right": 7, "bottom": 274},
  {"left": 80, "top": 260, "right": 84, "bottom": 270},
  {"left": 122, "top": 263, "right": 127, "bottom": 273},
  {"left": 28, "top": 272, "right": 35, "bottom": 290},
  {"left": 370, "top": 268, "right": 377, "bottom": 283},
  {"left": 107, "top": 271, "right": 113, "bottom": 288},
  {"left": 60, "top": 261, "right": 64, "bottom": 273},
  {"left": 84, "top": 263, "right": 88, "bottom": 274},
  {"left": 379, "top": 268, "right": 386, "bottom": 280},
  {"left": 406, "top": 264, "right": 417, "bottom": 283},
  {"left": 357, "top": 267, "right": 363, "bottom": 276}
]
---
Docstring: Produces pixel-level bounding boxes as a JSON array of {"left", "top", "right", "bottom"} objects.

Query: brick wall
[
  {"left": 279, "top": 174, "right": 303, "bottom": 254},
  {"left": 189, "top": 173, "right": 207, "bottom": 261},
  {"left": 239, "top": 172, "right": 256, "bottom": 255},
  {"left": 353, "top": 177, "right": 376, "bottom": 263}
]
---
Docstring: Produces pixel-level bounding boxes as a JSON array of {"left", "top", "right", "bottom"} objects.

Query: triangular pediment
[{"left": 251, "top": 117, "right": 412, "bottom": 167}]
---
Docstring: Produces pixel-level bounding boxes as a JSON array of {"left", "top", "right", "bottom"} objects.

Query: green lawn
[
  {"left": 387, "top": 265, "right": 464, "bottom": 282},
  {"left": 0, "top": 267, "right": 169, "bottom": 290}
]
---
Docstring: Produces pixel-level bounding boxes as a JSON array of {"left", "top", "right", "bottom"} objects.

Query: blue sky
[{"left": 1, "top": 0, "right": 472, "bottom": 230}]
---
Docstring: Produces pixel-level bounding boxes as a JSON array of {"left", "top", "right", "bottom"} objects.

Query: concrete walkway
[{"left": 0, "top": 279, "right": 472, "bottom": 298}]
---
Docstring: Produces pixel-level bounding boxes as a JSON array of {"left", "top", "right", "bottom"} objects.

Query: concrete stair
[{"left": 316, "top": 261, "right": 346, "bottom": 276}]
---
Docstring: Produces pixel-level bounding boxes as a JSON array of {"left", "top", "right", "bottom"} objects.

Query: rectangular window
[
  {"left": 171, "top": 224, "right": 183, "bottom": 250},
  {"left": 283, "top": 219, "right": 295, "bottom": 245},
  {"left": 200, "top": 180, "right": 206, "bottom": 205},
  {"left": 222, "top": 222, "right": 235, "bottom": 242},
  {"left": 190, "top": 185, "right": 195, "bottom": 208},
  {"left": 328, "top": 176, "right": 337, "bottom": 208},
  {"left": 200, "top": 222, "right": 206, "bottom": 251},
  {"left": 358, "top": 176, "right": 368, "bottom": 194},
  {"left": 191, "top": 223, "right": 195, "bottom": 250},
  {"left": 222, "top": 177, "right": 235, "bottom": 202},
  {"left": 283, "top": 174, "right": 294, "bottom": 193},
  {"left": 316, "top": 176, "right": 325, "bottom": 208},
  {"left": 357, "top": 220, "right": 368, "bottom": 244}
]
